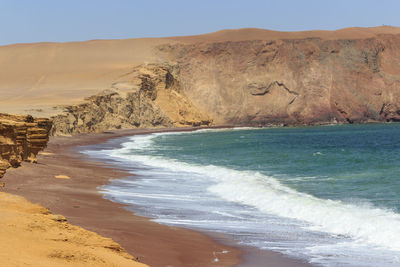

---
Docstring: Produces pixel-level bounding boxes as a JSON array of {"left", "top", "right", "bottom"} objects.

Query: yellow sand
[
  {"left": 38, "top": 152, "right": 55, "bottom": 155},
  {"left": 0, "top": 38, "right": 174, "bottom": 117},
  {"left": 0, "top": 192, "right": 148, "bottom": 267},
  {"left": 55, "top": 175, "right": 70, "bottom": 179}
]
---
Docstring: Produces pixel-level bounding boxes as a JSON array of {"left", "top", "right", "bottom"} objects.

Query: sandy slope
[
  {"left": 0, "top": 192, "right": 147, "bottom": 267},
  {"left": 168, "top": 26, "right": 400, "bottom": 43},
  {"left": 0, "top": 38, "right": 172, "bottom": 116}
]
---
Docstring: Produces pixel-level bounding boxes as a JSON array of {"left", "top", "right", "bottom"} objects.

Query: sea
[{"left": 83, "top": 124, "right": 400, "bottom": 266}]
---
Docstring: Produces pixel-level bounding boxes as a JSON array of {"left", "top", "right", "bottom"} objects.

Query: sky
[{"left": 0, "top": 0, "right": 399, "bottom": 46}]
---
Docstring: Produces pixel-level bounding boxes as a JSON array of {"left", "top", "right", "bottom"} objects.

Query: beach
[
  {"left": 97, "top": 124, "right": 400, "bottom": 266},
  {"left": 1, "top": 3, "right": 400, "bottom": 265},
  {"left": 2, "top": 128, "right": 312, "bottom": 267}
]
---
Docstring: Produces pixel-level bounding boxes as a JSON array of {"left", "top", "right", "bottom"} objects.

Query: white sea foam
[
  {"left": 113, "top": 127, "right": 261, "bottom": 151},
  {"left": 108, "top": 133, "right": 400, "bottom": 255},
  {"left": 193, "top": 126, "right": 263, "bottom": 133},
  {"left": 82, "top": 130, "right": 400, "bottom": 266}
]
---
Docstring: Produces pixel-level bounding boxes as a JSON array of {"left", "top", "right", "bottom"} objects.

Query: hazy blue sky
[{"left": 1, "top": 0, "right": 399, "bottom": 45}]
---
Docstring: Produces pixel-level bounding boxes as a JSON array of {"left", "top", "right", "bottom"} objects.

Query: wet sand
[{"left": 2, "top": 128, "right": 312, "bottom": 267}]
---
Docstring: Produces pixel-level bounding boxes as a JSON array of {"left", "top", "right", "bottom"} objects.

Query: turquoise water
[
  {"left": 86, "top": 124, "right": 400, "bottom": 266},
  {"left": 149, "top": 124, "right": 400, "bottom": 211}
]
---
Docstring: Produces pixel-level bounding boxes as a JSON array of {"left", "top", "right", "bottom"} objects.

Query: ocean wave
[{"left": 107, "top": 132, "right": 400, "bottom": 254}]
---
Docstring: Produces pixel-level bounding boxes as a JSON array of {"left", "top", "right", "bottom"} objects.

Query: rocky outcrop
[
  {"left": 49, "top": 32, "right": 400, "bottom": 134},
  {"left": 159, "top": 32, "right": 400, "bottom": 126},
  {"left": 51, "top": 64, "right": 212, "bottom": 135},
  {"left": 0, "top": 114, "right": 51, "bottom": 178}
]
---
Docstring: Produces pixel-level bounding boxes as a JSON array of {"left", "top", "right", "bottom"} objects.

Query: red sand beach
[{"left": 2, "top": 128, "right": 312, "bottom": 267}]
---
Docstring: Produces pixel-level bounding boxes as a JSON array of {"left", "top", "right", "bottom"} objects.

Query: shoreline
[{"left": 2, "top": 127, "right": 312, "bottom": 267}]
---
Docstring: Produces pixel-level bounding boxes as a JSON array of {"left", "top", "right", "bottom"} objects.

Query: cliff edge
[
  {"left": 160, "top": 27, "right": 400, "bottom": 125},
  {"left": 0, "top": 114, "right": 51, "bottom": 178},
  {"left": 51, "top": 64, "right": 212, "bottom": 135}
]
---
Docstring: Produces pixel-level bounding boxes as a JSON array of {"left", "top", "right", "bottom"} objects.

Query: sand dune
[
  {"left": 168, "top": 26, "right": 400, "bottom": 43},
  {"left": 0, "top": 38, "right": 173, "bottom": 116}
]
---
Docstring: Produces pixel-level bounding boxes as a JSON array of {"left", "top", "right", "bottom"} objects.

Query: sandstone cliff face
[
  {"left": 0, "top": 114, "right": 51, "bottom": 178},
  {"left": 51, "top": 64, "right": 211, "bottom": 135},
  {"left": 159, "top": 33, "right": 400, "bottom": 125}
]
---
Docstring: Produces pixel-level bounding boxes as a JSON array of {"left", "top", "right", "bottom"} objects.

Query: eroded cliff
[
  {"left": 2, "top": 27, "right": 400, "bottom": 134},
  {"left": 51, "top": 64, "right": 211, "bottom": 135},
  {"left": 160, "top": 30, "right": 400, "bottom": 125},
  {"left": 0, "top": 114, "right": 51, "bottom": 178}
]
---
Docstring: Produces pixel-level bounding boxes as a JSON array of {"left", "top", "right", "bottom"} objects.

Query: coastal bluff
[
  {"left": 163, "top": 26, "right": 400, "bottom": 125},
  {"left": 1, "top": 26, "right": 400, "bottom": 135},
  {"left": 0, "top": 113, "right": 51, "bottom": 178},
  {"left": 51, "top": 64, "right": 212, "bottom": 135},
  {"left": 2, "top": 26, "right": 400, "bottom": 134}
]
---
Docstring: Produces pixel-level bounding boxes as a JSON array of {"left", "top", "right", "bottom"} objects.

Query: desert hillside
[
  {"left": 0, "top": 38, "right": 172, "bottom": 117},
  {"left": 2, "top": 26, "right": 400, "bottom": 132}
]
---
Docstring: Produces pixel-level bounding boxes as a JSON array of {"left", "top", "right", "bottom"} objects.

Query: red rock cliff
[{"left": 160, "top": 27, "right": 400, "bottom": 125}]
